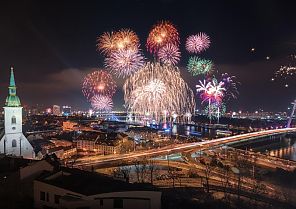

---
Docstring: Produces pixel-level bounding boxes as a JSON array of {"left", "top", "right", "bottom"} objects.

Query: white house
[
  {"left": 34, "top": 168, "right": 162, "bottom": 209},
  {"left": 0, "top": 67, "right": 35, "bottom": 159}
]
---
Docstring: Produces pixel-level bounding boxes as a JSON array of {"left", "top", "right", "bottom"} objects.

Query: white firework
[
  {"left": 91, "top": 95, "right": 113, "bottom": 112},
  {"left": 124, "top": 62, "right": 195, "bottom": 120},
  {"left": 105, "top": 48, "right": 145, "bottom": 78}
]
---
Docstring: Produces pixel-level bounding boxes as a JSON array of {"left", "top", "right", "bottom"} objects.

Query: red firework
[
  {"left": 158, "top": 44, "right": 181, "bottom": 65},
  {"left": 82, "top": 70, "right": 117, "bottom": 101},
  {"left": 146, "top": 21, "right": 180, "bottom": 54}
]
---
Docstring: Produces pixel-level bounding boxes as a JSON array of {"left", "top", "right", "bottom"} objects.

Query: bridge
[{"left": 69, "top": 127, "right": 296, "bottom": 168}]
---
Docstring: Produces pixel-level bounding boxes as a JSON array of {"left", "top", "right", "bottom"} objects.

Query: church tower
[{"left": 0, "top": 67, "right": 35, "bottom": 159}]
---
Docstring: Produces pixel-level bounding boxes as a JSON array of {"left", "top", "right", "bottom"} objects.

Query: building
[
  {"left": 44, "top": 146, "right": 77, "bottom": 160},
  {"left": 34, "top": 167, "right": 161, "bottom": 209},
  {"left": 53, "top": 105, "right": 61, "bottom": 116},
  {"left": 62, "top": 106, "right": 72, "bottom": 116},
  {"left": 75, "top": 132, "right": 133, "bottom": 155},
  {"left": 63, "top": 121, "right": 78, "bottom": 131},
  {"left": 0, "top": 68, "right": 35, "bottom": 159}
]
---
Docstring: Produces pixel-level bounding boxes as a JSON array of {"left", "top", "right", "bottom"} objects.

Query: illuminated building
[
  {"left": 0, "top": 68, "right": 35, "bottom": 159},
  {"left": 52, "top": 105, "right": 61, "bottom": 116}
]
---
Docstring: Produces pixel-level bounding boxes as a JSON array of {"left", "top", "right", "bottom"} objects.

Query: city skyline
[{"left": 0, "top": 0, "right": 295, "bottom": 111}]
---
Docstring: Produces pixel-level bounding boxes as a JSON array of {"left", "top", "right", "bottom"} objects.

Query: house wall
[{"left": 34, "top": 181, "right": 161, "bottom": 209}]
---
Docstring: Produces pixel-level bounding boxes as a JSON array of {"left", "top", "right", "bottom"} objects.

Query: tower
[
  {"left": 0, "top": 67, "right": 35, "bottom": 159},
  {"left": 287, "top": 99, "right": 296, "bottom": 128}
]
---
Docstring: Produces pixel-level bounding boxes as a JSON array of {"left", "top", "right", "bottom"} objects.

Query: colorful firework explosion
[
  {"left": 186, "top": 33, "right": 211, "bottom": 54},
  {"left": 204, "top": 102, "right": 226, "bottom": 118},
  {"left": 146, "top": 21, "right": 180, "bottom": 54},
  {"left": 96, "top": 32, "right": 116, "bottom": 55},
  {"left": 82, "top": 70, "right": 117, "bottom": 101},
  {"left": 221, "top": 73, "right": 239, "bottom": 100},
  {"left": 97, "top": 29, "right": 140, "bottom": 55},
  {"left": 124, "top": 62, "right": 195, "bottom": 120},
  {"left": 113, "top": 28, "right": 140, "bottom": 51},
  {"left": 105, "top": 48, "right": 145, "bottom": 77},
  {"left": 158, "top": 44, "right": 181, "bottom": 65},
  {"left": 187, "top": 56, "right": 213, "bottom": 76},
  {"left": 91, "top": 95, "right": 113, "bottom": 112}
]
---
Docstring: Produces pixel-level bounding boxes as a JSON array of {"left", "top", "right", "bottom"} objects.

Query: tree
[{"left": 148, "top": 160, "right": 157, "bottom": 184}]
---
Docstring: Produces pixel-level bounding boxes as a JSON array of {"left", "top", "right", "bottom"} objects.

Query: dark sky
[{"left": 0, "top": 0, "right": 295, "bottom": 112}]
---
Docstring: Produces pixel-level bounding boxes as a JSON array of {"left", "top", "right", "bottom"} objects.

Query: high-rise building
[
  {"left": 52, "top": 105, "right": 61, "bottom": 116},
  {"left": 62, "top": 105, "right": 71, "bottom": 116},
  {"left": 0, "top": 68, "right": 35, "bottom": 159}
]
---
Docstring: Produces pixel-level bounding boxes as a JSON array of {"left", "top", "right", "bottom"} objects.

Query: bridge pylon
[{"left": 287, "top": 99, "right": 296, "bottom": 128}]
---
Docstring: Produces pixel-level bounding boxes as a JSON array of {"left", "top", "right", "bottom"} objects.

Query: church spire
[
  {"left": 10, "top": 67, "right": 16, "bottom": 87},
  {"left": 5, "top": 67, "right": 21, "bottom": 107}
]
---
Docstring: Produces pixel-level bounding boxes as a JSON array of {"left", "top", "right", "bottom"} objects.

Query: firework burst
[
  {"left": 97, "top": 29, "right": 140, "bottom": 55},
  {"left": 105, "top": 48, "right": 145, "bottom": 77},
  {"left": 187, "top": 56, "right": 213, "bottom": 76},
  {"left": 146, "top": 21, "right": 180, "bottom": 54},
  {"left": 124, "top": 62, "right": 195, "bottom": 120},
  {"left": 113, "top": 28, "right": 140, "bottom": 51},
  {"left": 91, "top": 95, "right": 113, "bottom": 112},
  {"left": 96, "top": 32, "right": 116, "bottom": 55},
  {"left": 272, "top": 66, "right": 296, "bottom": 87},
  {"left": 204, "top": 102, "right": 226, "bottom": 118},
  {"left": 186, "top": 33, "right": 211, "bottom": 54},
  {"left": 158, "top": 44, "right": 181, "bottom": 65},
  {"left": 196, "top": 79, "right": 225, "bottom": 120},
  {"left": 82, "top": 70, "right": 117, "bottom": 101},
  {"left": 221, "top": 73, "right": 239, "bottom": 100}
]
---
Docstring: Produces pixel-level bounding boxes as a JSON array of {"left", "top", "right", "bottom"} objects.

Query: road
[{"left": 69, "top": 128, "right": 296, "bottom": 168}]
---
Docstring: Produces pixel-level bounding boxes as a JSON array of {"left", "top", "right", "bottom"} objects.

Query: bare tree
[
  {"left": 140, "top": 159, "right": 148, "bottom": 183},
  {"left": 199, "top": 157, "right": 216, "bottom": 193},
  {"left": 134, "top": 160, "right": 141, "bottom": 183},
  {"left": 120, "top": 166, "right": 131, "bottom": 183},
  {"left": 148, "top": 160, "right": 157, "bottom": 184}
]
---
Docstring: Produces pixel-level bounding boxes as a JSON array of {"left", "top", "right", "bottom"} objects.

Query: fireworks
[
  {"left": 146, "top": 21, "right": 180, "bottom": 54},
  {"left": 196, "top": 79, "right": 225, "bottom": 120},
  {"left": 105, "top": 49, "right": 145, "bottom": 77},
  {"left": 82, "top": 70, "right": 117, "bottom": 101},
  {"left": 158, "top": 44, "right": 181, "bottom": 65},
  {"left": 96, "top": 32, "right": 116, "bottom": 55},
  {"left": 186, "top": 33, "right": 211, "bottom": 54},
  {"left": 204, "top": 102, "right": 226, "bottom": 118},
  {"left": 97, "top": 29, "right": 140, "bottom": 55},
  {"left": 124, "top": 62, "right": 195, "bottom": 119},
  {"left": 91, "top": 95, "right": 113, "bottom": 112},
  {"left": 272, "top": 66, "right": 296, "bottom": 87},
  {"left": 187, "top": 56, "right": 213, "bottom": 76},
  {"left": 271, "top": 55, "right": 296, "bottom": 87},
  {"left": 113, "top": 28, "right": 140, "bottom": 51},
  {"left": 221, "top": 73, "right": 239, "bottom": 100}
]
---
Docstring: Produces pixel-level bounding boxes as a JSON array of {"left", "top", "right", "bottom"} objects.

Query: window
[
  {"left": 46, "top": 192, "right": 49, "bottom": 202},
  {"left": 40, "top": 191, "right": 45, "bottom": 201},
  {"left": 76, "top": 207, "right": 90, "bottom": 209},
  {"left": 54, "top": 195, "right": 61, "bottom": 204},
  {"left": 113, "top": 198, "right": 123, "bottom": 208},
  {"left": 12, "top": 139, "right": 17, "bottom": 147},
  {"left": 11, "top": 116, "right": 16, "bottom": 124},
  {"left": 100, "top": 199, "right": 103, "bottom": 206}
]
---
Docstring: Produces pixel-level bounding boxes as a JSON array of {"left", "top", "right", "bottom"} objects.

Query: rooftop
[{"left": 38, "top": 167, "right": 156, "bottom": 196}]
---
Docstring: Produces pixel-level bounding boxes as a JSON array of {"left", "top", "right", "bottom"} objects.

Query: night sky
[{"left": 0, "top": 0, "right": 295, "bottom": 112}]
